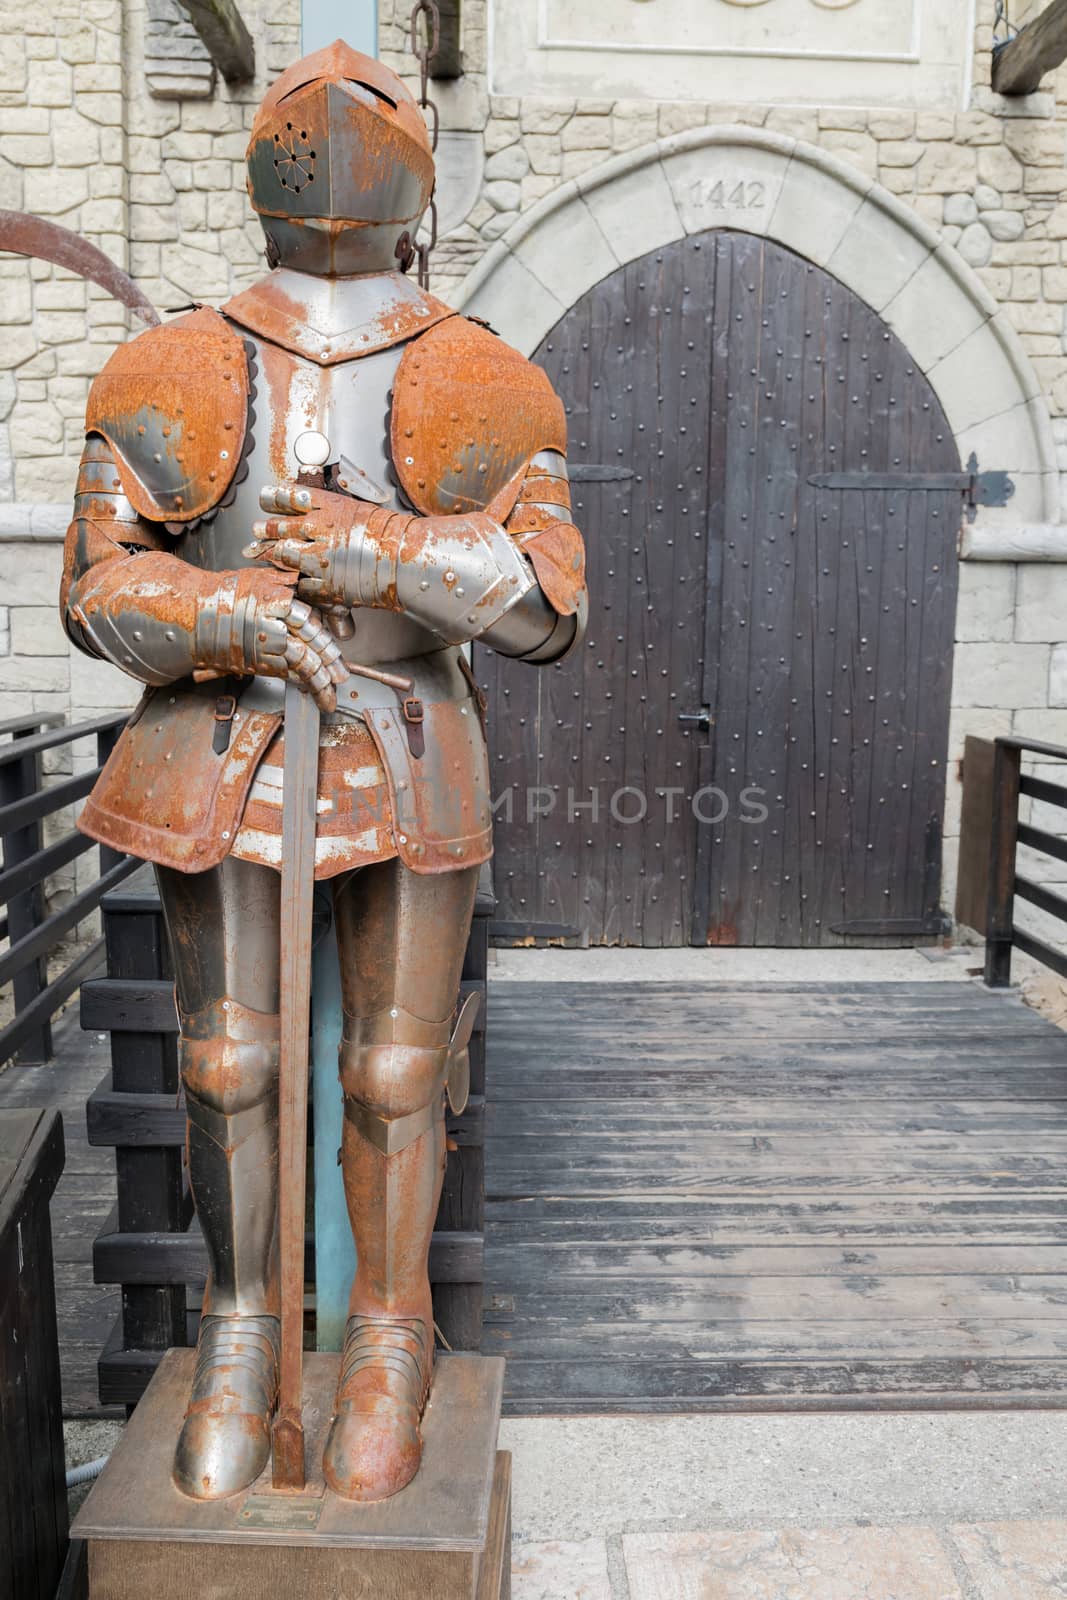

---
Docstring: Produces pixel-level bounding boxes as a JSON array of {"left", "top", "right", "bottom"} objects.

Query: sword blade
[{"left": 272, "top": 681, "right": 319, "bottom": 1491}]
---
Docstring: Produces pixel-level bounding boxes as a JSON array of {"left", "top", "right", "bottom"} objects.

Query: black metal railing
[
  {"left": 985, "top": 736, "right": 1067, "bottom": 986},
  {"left": 0, "top": 710, "right": 133, "bottom": 1065}
]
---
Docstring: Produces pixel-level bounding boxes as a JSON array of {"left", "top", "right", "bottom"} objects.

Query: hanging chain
[{"left": 408, "top": 0, "right": 440, "bottom": 289}]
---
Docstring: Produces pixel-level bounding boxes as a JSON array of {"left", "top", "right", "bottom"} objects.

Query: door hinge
[
  {"left": 568, "top": 464, "right": 635, "bottom": 482},
  {"left": 829, "top": 912, "right": 952, "bottom": 938},
  {"left": 808, "top": 453, "right": 1014, "bottom": 523}
]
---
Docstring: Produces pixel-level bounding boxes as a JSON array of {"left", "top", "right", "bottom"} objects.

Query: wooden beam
[
  {"left": 177, "top": 0, "right": 254, "bottom": 84},
  {"left": 992, "top": 0, "right": 1067, "bottom": 94}
]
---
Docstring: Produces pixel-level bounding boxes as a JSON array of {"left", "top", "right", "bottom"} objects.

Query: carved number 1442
[{"left": 696, "top": 179, "right": 766, "bottom": 209}]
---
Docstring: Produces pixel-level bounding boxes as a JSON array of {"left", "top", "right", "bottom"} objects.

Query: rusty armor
[
  {"left": 60, "top": 38, "right": 587, "bottom": 1507},
  {"left": 68, "top": 282, "right": 586, "bottom": 877}
]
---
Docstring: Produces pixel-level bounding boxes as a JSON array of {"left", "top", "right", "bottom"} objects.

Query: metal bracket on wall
[
  {"left": 808, "top": 454, "right": 1014, "bottom": 523},
  {"left": 433, "top": 0, "right": 463, "bottom": 77}
]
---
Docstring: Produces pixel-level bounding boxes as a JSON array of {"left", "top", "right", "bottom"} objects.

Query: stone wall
[{"left": 3, "top": 0, "right": 1067, "bottom": 939}]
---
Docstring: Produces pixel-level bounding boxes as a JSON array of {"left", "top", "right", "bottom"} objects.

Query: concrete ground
[
  {"left": 501, "top": 1410, "right": 1067, "bottom": 1598},
  {"left": 490, "top": 942, "right": 987, "bottom": 984},
  {"left": 64, "top": 1410, "right": 1067, "bottom": 1596},
  {"left": 61, "top": 942, "right": 1067, "bottom": 1594}
]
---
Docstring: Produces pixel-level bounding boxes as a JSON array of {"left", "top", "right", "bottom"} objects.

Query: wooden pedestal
[{"left": 72, "top": 1350, "right": 510, "bottom": 1600}]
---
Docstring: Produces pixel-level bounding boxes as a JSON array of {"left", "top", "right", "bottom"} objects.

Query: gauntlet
[{"left": 247, "top": 484, "right": 534, "bottom": 647}]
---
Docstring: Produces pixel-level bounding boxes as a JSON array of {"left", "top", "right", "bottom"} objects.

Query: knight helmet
[{"left": 245, "top": 41, "right": 434, "bottom": 277}]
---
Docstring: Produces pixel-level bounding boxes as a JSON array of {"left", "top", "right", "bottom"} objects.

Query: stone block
[
  {"left": 581, "top": 157, "right": 683, "bottom": 270},
  {"left": 954, "top": 1519, "right": 1067, "bottom": 1596},
  {"left": 818, "top": 129, "right": 878, "bottom": 181},
  {"left": 828, "top": 193, "right": 933, "bottom": 314},
  {"left": 916, "top": 143, "right": 978, "bottom": 195},
  {"left": 511, "top": 190, "right": 617, "bottom": 313},
  {"left": 882, "top": 248, "right": 988, "bottom": 373},
  {"left": 1018, "top": 566, "right": 1067, "bottom": 643},
  {"left": 957, "top": 222, "right": 992, "bottom": 268},
  {"left": 661, "top": 137, "right": 790, "bottom": 240},
  {"left": 944, "top": 193, "right": 978, "bottom": 227},
  {"left": 512, "top": 1539, "right": 611, "bottom": 1600},
  {"left": 31, "top": 60, "right": 73, "bottom": 108},
  {"left": 10, "top": 606, "right": 69, "bottom": 657},
  {"left": 462, "top": 248, "right": 565, "bottom": 357},
  {"left": 520, "top": 101, "right": 574, "bottom": 136},
  {"left": 0, "top": 653, "right": 70, "bottom": 693},
  {"left": 954, "top": 563, "right": 1015, "bottom": 644},
  {"left": 484, "top": 179, "right": 521, "bottom": 213},
  {"left": 985, "top": 210, "right": 1026, "bottom": 241},
  {"left": 879, "top": 141, "right": 923, "bottom": 168},
  {"left": 769, "top": 154, "right": 867, "bottom": 270},
  {"left": 68, "top": 649, "right": 136, "bottom": 710},
  {"left": 77, "top": 93, "right": 123, "bottom": 126},
  {"left": 525, "top": 135, "right": 562, "bottom": 177},
  {"left": 624, "top": 1529, "right": 962, "bottom": 1600},
  {"left": 31, "top": 167, "right": 90, "bottom": 216},
  {"left": 929, "top": 316, "right": 1035, "bottom": 434},
  {"left": 485, "top": 144, "right": 529, "bottom": 182},
  {"left": 953, "top": 643, "right": 1050, "bottom": 709}
]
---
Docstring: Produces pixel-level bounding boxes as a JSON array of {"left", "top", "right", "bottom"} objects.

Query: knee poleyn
[
  {"left": 180, "top": 996, "right": 280, "bottom": 1116},
  {"left": 339, "top": 1006, "right": 453, "bottom": 1119}
]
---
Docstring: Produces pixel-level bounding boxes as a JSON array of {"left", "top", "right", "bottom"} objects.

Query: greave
[
  {"left": 323, "top": 1001, "right": 473, "bottom": 1501},
  {"left": 173, "top": 998, "right": 281, "bottom": 1500}
]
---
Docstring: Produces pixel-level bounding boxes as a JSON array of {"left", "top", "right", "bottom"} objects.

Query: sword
[{"left": 271, "top": 679, "right": 319, "bottom": 1491}]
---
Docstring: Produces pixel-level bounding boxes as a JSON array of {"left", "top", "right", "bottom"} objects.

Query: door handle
[{"left": 678, "top": 708, "right": 713, "bottom": 732}]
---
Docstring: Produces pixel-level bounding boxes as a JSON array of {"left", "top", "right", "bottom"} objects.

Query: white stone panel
[
  {"left": 955, "top": 400, "right": 1051, "bottom": 491},
  {"left": 490, "top": 0, "right": 974, "bottom": 111},
  {"left": 930, "top": 318, "right": 1040, "bottom": 436},
  {"left": 509, "top": 187, "right": 619, "bottom": 309},
  {"left": 768, "top": 151, "right": 868, "bottom": 269},
  {"left": 954, "top": 564, "right": 1016, "bottom": 644},
  {"left": 1017, "top": 565, "right": 1067, "bottom": 642},
  {"left": 660, "top": 137, "right": 792, "bottom": 238},
  {"left": 461, "top": 247, "right": 567, "bottom": 357},
  {"left": 882, "top": 251, "right": 990, "bottom": 373},
  {"left": 951, "top": 643, "right": 1050, "bottom": 709},
  {"left": 579, "top": 157, "right": 684, "bottom": 268},
  {"left": 826, "top": 192, "right": 933, "bottom": 313}
]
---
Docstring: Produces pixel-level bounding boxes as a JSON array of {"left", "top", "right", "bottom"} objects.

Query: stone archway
[{"left": 457, "top": 126, "right": 1058, "bottom": 526}]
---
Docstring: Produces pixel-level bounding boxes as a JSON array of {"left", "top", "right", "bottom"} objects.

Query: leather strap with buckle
[
  {"left": 402, "top": 696, "right": 425, "bottom": 759},
  {"left": 212, "top": 691, "right": 238, "bottom": 755}
]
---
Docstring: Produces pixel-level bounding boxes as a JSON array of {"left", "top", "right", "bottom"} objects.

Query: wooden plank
[
  {"left": 83, "top": 975, "right": 486, "bottom": 1035},
  {"left": 483, "top": 976, "right": 1067, "bottom": 1413},
  {"left": 177, "top": 0, "right": 254, "bottom": 82},
  {"left": 93, "top": 1220, "right": 484, "bottom": 1286},
  {"left": 993, "top": 0, "right": 1067, "bottom": 93},
  {"left": 499, "top": 1357, "right": 1067, "bottom": 1412}
]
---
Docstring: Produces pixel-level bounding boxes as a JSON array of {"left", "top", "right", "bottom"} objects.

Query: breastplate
[{"left": 180, "top": 336, "right": 438, "bottom": 665}]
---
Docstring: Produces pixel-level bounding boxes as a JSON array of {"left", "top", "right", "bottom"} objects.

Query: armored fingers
[
  {"left": 61, "top": 437, "right": 346, "bottom": 709},
  {"left": 248, "top": 448, "right": 588, "bottom": 664}
]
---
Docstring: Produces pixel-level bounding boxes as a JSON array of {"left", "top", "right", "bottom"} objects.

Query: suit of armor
[{"left": 61, "top": 42, "right": 586, "bottom": 1504}]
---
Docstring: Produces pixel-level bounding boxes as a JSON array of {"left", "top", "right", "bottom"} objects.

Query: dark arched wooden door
[{"left": 477, "top": 230, "right": 961, "bottom": 947}]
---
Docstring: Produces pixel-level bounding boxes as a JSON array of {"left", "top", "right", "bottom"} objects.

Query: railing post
[
  {"left": 985, "top": 738, "right": 1022, "bottom": 987},
  {"left": 95, "top": 722, "right": 124, "bottom": 877},
  {"left": 0, "top": 728, "right": 52, "bottom": 1063}
]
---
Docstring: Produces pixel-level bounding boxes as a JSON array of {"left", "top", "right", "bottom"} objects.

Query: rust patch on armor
[
  {"left": 86, "top": 308, "right": 249, "bottom": 523},
  {"left": 223, "top": 273, "right": 453, "bottom": 365},
  {"left": 78, "top": 681, "right": 282, "bottom": 871},
  {"left": 362, "top": 696, "right": 493, "bottom": 875},
  {"left": 518, "top": 522, "right": 586, "bottom": 618},
  {"left": 391, "top": 316, "right": 567, "bottom": 519}
]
